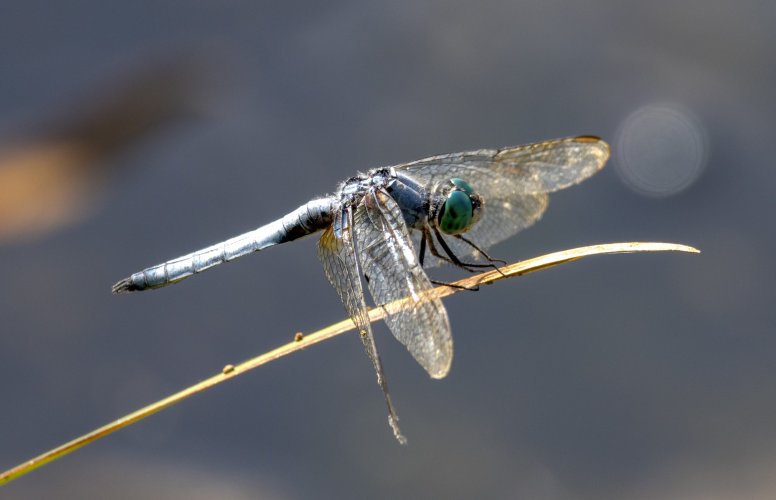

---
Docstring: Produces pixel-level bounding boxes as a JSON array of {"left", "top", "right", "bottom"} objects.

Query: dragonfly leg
[
  {"left": 429, "top": 278, "right": 479, "bottom": 291},
  {"left": 454, "top": 234, "right": 507, "bottom": 266},
  {"left": 420, "top": 229, "right": 479, "bottom": 290},
  {"left": 453, "top": 234, "right": 507, "bottom": 277},
  {"left": 421, "top": 228, "right": 460, "bottom": 268},
  {"left": 433, "top": 229, "right": 500, "bottom": 272}
]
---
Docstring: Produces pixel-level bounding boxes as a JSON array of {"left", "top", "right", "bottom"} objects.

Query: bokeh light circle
[{"left": 615, "top": 103, "right": 707, "bottom": 197}]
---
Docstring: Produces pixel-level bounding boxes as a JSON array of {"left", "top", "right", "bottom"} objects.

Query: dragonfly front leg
[
  {"left": 454, "top": 234, "right": 507, "bottom": 268},
  {"left": 420, "top": 228, "right": 479, "bottom": 291},
  {"left": 452, "top": 234, "right": 507, "bottom": 278},
  {"left": 418, "top": 227, "right": 457, "bottom": 268},
  {"left": 432, "top": 229, "right": 499, "bottom": 272}
]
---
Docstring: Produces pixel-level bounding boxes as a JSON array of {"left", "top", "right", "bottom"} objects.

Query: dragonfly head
[{"left": 436, "top": 178, "right": 483, "bottom": 235}]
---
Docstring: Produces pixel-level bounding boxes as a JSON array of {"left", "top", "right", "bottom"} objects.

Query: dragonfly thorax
[
  {"left": 337, "top": 169, "right": 483, "bottom": 236},
  {"left": 338, "top": 168, "right": 394, "bottom": 202}
]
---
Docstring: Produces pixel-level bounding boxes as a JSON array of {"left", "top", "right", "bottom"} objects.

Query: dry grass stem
[{"left": 0, "top": 241, "right": 699, "bottom": 486}]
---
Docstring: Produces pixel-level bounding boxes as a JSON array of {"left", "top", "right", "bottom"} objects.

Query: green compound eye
[
  {"left": 438, "top": 189, "right": 474, "bottom": 235},
  {"left": 450, "top": 178, "right": 474, "bottom": 195}
]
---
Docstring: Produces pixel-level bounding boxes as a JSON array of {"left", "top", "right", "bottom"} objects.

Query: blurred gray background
[{"left": 1, "top": 1, "right": 774, "bottom": 499}]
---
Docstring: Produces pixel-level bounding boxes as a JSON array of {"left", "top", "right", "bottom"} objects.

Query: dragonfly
[{"left": 113, "top": 136, "right": 610, "bottom": 443}]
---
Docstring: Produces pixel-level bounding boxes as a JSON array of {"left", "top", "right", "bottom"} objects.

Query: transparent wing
[
  {"left": 317, "top": 209, "right": 406, "bottom": 443},
  {"left": 354, "top": 189, "right": 453, "bottom": 379},
  {"left": 396, "top": 136, "right": 609, "bottom": 196},
  {"left": 397, "top": 136, "right": 609, "bottom": 266}
]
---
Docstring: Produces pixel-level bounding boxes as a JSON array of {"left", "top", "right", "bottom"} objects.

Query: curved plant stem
[{"left": 0, "top": 241, "right": 699, "bottom": 486}]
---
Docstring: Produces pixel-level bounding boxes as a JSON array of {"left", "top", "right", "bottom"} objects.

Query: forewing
[
  {"left": 317, "top": 209, "right": 406, "bottom": 443},
  {"left": 398, "top": 136, "right": 609, "bottom": 266},
  {"left": 317, "top": 212, "right": 372, "bottom": 338},
  {"left": 355, "top": 189, "right": 453, "bottom": 379},
  {"left": 395, "top": 136, "right": 609, "bottom": 196}
]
